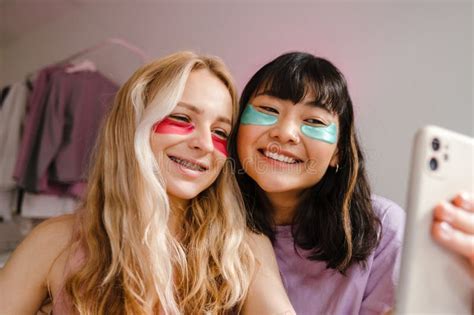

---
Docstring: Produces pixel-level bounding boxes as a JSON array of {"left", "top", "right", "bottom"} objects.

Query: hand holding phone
[
  {"left": 431, "top": 192, "right": 474, "bottom": 268},
  {"left": 396, "top": 126, "right": 474, "bottom": 314}
]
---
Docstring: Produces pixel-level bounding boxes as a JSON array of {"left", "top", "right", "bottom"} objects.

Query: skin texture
[
  {"left": 237, "top": 93, "right": 339, "bottom": 224},
  {"left": 0, "top": 69, "right": 295, "bottom": 315}
]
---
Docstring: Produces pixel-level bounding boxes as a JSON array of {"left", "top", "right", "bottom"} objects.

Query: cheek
[
  {"left": 306, "top": 142, "right": 337, "bottom": 166},
  {"left": 150, "top": 135, "right": 164, "bottom": 156},
  {"left": 212, "top": 135, "right": 228, "bottom": 156},
  {"left": 214, "top": 158, "right": 227, "bottom": 173},
  {"left": 150, "top": 142, "right": 167, "bottom": 170},
  {"left": 236, "top": 125, "right": 260, "bottom": 157},
  {"left": 150, "top": 133, "right": 178, "bottom": 162},
  {"left": 206, "top": 156, "right": 227, "bottom": 185}
]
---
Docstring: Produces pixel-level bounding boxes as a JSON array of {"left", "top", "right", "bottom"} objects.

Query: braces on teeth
[{"left": 170, "top": 156, "right": 205, "bottom": 171}]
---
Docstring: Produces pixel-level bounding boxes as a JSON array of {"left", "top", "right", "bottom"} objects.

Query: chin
[
  {"left": 167, "top": 185, "right": 202, "bottom": 201},
  {"left": 252, "top": 176, "right": 293, "bottom": 193}
]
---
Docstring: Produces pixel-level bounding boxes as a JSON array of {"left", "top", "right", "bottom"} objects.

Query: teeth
[
  {"left": 263, "top": 150, "right": 298, "bottom": 164},
  {"left": 170, "top": 156, "right": 205, "bottom": 171}
]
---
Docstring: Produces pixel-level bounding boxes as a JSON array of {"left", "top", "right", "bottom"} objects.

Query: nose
[
  {"left": 268, "top": 119, "right": 301, "bottom": 144},
  {"left": 188, "top": 126, "right": 214, "bottom": 153}
]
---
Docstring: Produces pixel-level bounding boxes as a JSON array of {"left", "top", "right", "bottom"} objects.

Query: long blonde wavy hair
[{"left": 65, "top": 51, "right": 255, "bottom": 314}]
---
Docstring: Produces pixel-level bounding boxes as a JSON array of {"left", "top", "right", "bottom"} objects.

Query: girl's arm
[
  {"left": 0, "top": 215, "right": 74, "bottom": 315},
  {"left": 242, "top": 232, "right": 295, "bottom": 315}
]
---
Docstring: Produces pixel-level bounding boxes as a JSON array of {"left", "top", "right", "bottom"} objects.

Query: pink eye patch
[
  {"left": 153, "top": 117, "right": 228, "bottom": 156},
  {"left": 153, "top": 117, "right": 194, "bottom": 135},
  {"left": 211, "top": 135, "right": 228, "bottom": 156}
]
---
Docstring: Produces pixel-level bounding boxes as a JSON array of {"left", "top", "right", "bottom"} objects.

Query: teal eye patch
[
  {"left": 240, "top": 104, "right": 277, "bottom": 126},
  {"left": 301, "top": 123, "right": 338, "bottom": 144}
]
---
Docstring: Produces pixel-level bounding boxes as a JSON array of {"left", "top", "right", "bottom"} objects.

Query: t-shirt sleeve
[{"left": 360, "top": 196, "right": 406, "bottom": 315}]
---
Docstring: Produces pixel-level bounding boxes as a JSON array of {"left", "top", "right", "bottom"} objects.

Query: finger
[
  {"left": 452, "top": 191, "right": 474, "bottom": 212},
  {"left": 433, "top": 202, "right": 474, "bottom": 234},
  {"left": 431, "top": 221, "right": 474, "bottom": 265}
]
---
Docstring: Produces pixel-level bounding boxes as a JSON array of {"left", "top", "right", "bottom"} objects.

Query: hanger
[
  {"left": 57, "top": 37, "right": 150, "bottom": 66},
  {"left": 65, "top": 59, "right": 97, "bottom": 74},
  {"left": 25, "top": 37, "right": 149, "bottom": 82}
]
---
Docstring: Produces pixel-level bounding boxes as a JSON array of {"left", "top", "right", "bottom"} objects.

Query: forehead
[
  {"left": 251, "top": 72, "right": 342, "bottom": 115},
  {"left": 252, "top": 93, "right": 336, "bottom": 117},
  {"left": 180, "top": 69, "right": 233, "bottom": 121}
]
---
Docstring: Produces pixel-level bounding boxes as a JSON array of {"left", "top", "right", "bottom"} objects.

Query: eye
[
  {"left": 168, "top": 114, "right": 191, "bottom": 123},
  {"left": 212, "top": 128, "right": 229, "bottom": 140},
  {"left": 257, "top": 106, "right": 279, "bottom": 114},
  {"left": 304, "top": 118, "right": 327, "bottom": 126}
]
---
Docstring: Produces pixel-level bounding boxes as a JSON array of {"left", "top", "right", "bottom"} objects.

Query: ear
[{"left": 329, "top": 147, "right": 339, "bottom": 168}]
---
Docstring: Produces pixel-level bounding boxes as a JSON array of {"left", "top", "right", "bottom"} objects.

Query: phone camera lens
[
  {"left": 432, "top": 138, "right": 440, "bottom": 151},
  {"left": 429, "top": 157, "right": 438, "bottom": 171}
]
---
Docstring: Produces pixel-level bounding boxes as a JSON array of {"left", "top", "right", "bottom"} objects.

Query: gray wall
[{"left": 1, "top": 1, "right": 472, "bottom": 207}]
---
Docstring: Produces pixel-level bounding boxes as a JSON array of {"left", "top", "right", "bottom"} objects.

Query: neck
[{"left": 265, "top": 190, "right": 301, "bottom": 225}]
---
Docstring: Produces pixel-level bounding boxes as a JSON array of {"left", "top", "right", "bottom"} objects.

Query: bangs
[{"left": 250, "top": 53, "right": 349, "bottom": 115}]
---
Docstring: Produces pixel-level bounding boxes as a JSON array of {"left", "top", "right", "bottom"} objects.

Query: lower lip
[
  {"left": 258, "top": 150, "right": 302, "bottom": 168},
  {"left": 168, "top": 156, "right": 205, "bottom": 178}
]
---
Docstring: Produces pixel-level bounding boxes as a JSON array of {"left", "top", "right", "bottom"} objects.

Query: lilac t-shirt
[{"left": 274, "top": 195, "right": 406, "bottom": 315}]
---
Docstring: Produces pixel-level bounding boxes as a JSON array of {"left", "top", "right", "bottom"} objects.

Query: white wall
[{"left": 1, "top": 1, "right": 472, "bottom": 207}]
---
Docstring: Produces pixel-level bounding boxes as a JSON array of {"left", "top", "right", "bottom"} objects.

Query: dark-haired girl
[{"left": 230, "top": 52, "right": 405, "bottom": 314}]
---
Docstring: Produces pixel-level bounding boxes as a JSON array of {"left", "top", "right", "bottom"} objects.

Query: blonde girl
[{"left": 0, "top": 52, "right": 294, "bottom": 315}]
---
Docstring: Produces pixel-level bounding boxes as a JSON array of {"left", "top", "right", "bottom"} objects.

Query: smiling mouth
[
  {"left": 258, "top": 149, "right": 303, "bottom": 164},
  {"left": 168, "top": 155, "right": 208, "bottom": 172}
]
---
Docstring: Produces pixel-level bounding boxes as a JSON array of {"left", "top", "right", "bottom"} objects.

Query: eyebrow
[{"left": 177, "top": 102, "right": 232, "bottom": 125}]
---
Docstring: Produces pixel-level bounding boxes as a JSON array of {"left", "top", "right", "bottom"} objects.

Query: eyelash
[
  {"left": 213, "top": 129, "right": 229, "bottom": 139},
  {"left": 304, "top": 118, "right": 326, "bottom": 126},
  {"left": 258, "top": 106, "right": 279, "bottom": 114},
  {"left": 169, "top": 114, "right": 191, "bottom": 122},
  {"left": 256, "top": 107, "right": 327, "bottom": 126}
]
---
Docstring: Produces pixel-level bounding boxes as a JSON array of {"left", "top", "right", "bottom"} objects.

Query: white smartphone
[{"left": 396, "top": 125, "right": 473, "bottom": 314}]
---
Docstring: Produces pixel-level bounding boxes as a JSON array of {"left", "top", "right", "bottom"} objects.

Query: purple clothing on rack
[
  {"left": 36, "top": 70, "right": 117, "bottom": 197},
  {"left": 13, "top": 67, "right": 118, "bottom": 198},
  {"left": 13, "top": 66, "right": 63, "bottom": 190},
  {"left": 273, "top": 195, "right": 406, "bottom": 315}
]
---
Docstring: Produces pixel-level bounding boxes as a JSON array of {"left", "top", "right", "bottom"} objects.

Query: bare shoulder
[
  {"left": 245, "top": 230, "right": 272, "bottom": 250},
  {"left": 21, "top": 214, "right": 75, "bottom": 257},
  {"left": 33, "top": 214, "right": 76, "bottom": 240},
  {"left": 241, "top": 231, "right": 296, "bottom": 314},
  {"left": 1, "top": 214, "right": 76, "bottom": 276},
  {"left": 244, "top": 230, "right": 275, "bottom": 266},
  {"left": 0, "top": 214, "right": 76, "bottom": 314},
  {"left": 5, "top": 214, "right": 75, "bottom": 266}
]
